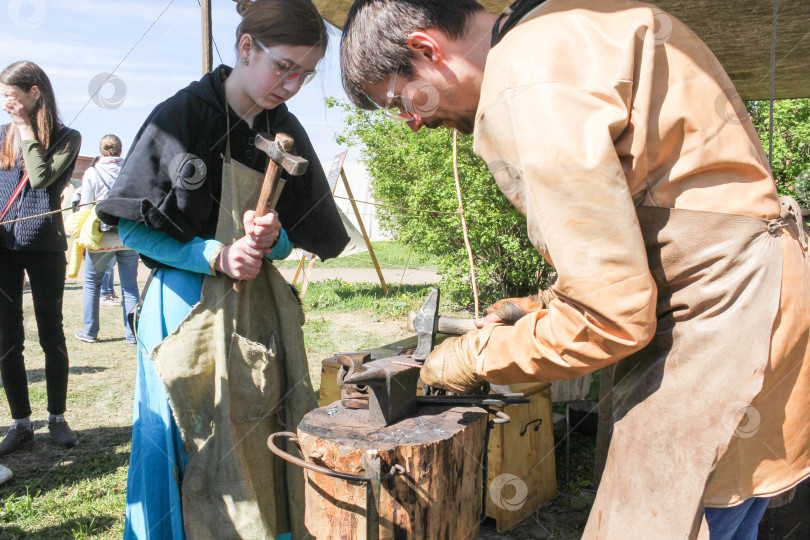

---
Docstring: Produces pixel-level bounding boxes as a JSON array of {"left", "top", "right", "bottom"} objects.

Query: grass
[
  {"left": 0, "top": 245, "right": 451, "bottom": 538},
  {"left": 275, "top": 240, "right": 439, "bottom": 271},
  {"left": 0, "top": 241, "right": 600, "bottom": 539}
]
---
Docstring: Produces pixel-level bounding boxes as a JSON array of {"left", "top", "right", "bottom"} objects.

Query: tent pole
[{"left": 201, "top": 0, "right": 213, "bottom": 74}]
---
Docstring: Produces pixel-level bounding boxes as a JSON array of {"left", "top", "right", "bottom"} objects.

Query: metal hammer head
[
  {"left": 412, "top": 288, "right": 440, "bottom": 361},
  {"left": 255, "top": 132, "right": 308, "bottom": 176}
]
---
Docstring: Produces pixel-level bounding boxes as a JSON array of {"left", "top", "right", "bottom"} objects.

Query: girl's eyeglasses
[{"left": 251, "top": 36, "right": 317, "bottom": 87}]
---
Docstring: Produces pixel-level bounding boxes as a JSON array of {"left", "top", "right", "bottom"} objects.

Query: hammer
[{"left": 233, "top": 132, "right": 308, "bottom": 292}]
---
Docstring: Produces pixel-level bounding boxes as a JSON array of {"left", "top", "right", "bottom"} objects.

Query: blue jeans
[
  {"left": 83, "top": 250, "right": 140, "bottom": 342},
  {"left": 705, "top": 497, "right": 769, "bottom": 540},
  {"left": 101, "top": 259, "right": 115, "bottom": 297}
]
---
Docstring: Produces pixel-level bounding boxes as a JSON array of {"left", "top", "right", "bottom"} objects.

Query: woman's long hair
[{"left": 0, "top": 61, "right": 61, "bottom": 170}]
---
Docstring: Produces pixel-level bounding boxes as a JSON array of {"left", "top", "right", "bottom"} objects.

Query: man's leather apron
[
  {"left": 585, "top": 200, "right": 808, "bottom": 539},
  {"left": 150, "top": 132, "right": 315, "bottom": 539}
]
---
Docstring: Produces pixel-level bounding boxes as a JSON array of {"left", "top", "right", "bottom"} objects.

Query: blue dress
[{"left": 119, "top": 219, "right": 292, "bottom": 539}]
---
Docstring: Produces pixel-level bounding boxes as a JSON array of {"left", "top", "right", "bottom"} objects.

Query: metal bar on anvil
[{"left": 416, "top": 396, "right": 530, "bottom": 407}]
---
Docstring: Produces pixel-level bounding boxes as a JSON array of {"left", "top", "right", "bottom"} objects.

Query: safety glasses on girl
[{"left": 252, "top": 36, "right": 317, "bottom": 86}]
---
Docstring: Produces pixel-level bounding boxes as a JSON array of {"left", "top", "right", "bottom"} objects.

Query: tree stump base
[{"left": 297, "top": 402, "right": 489, "bottom": 539}]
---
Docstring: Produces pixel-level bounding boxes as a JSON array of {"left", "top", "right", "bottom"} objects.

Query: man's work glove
[
  {"left": 420, "top": 323, "right": 502, "bottom": 393},
  {"left": 477, "top": 288, "right": 556, "bottom": 327}
]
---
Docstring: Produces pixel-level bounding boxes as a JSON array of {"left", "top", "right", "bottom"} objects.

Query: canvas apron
[
  {"left": 584, "top": 200, "right": 804, "bottom": 539},
  {"left": 150, "top": 129, "right": 316, "bottom": 539}
]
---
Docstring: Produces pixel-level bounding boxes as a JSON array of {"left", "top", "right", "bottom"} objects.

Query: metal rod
[{"left": 267, "top": 432, "right": 403, "bottom": 482}]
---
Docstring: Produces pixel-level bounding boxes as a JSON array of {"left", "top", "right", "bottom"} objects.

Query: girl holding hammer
[{"left": 96, "top": 1, "right": 348, "bottom": 538}]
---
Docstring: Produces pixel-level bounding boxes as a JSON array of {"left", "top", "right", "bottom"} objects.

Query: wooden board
[
  {"left": 314, "top": 0, "right": 810, "bottom": 100},
  {"left": 486, "top": 386, "right": 556, "bottom": 533},
  {"left": 298, "top": 403, "right": 488, "bottom": 539}
]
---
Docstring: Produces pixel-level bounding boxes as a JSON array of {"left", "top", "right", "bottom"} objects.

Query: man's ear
[{"left": 406, "top": 30, "right": 444, "bottom": 66}]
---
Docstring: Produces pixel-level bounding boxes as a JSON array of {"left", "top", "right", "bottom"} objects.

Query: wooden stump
[{"left": 297, "top": 402, "right": 488, "bottom": 539}]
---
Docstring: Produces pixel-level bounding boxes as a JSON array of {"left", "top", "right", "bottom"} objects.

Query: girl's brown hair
[
  {"left": 0, "top": 61, "right": 62, "bottom": 169},
  {"left": 235, "top": 0, "right": 328, "bottom": 53}
]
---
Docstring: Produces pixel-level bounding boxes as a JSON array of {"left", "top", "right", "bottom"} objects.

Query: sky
[{"left": 0, "top": 0, "right": 355, "bottom": 165}]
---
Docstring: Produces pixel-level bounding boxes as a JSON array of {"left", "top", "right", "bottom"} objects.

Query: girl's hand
[
  {"left": 243, "top": 209, "right": 281, "bottom": 254},
  {"left": 215, "top": 236, "right": 264, "bottom": 280}
]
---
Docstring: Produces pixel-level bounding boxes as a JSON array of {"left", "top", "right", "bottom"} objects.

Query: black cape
[{"left": 97, "top": 65, "right": 348, "bottom": 265}]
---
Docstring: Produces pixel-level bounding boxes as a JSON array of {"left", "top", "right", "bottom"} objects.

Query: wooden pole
[
  {"left": 291, "top": 255, "right": 307, "bottom": 285},
  {"left": 452, "top": 130, "right": 480, "bottom": 318},
  {"left": 341, "top": 169, "right": 388, "bottom": 294},
  {"left": 301, "top": 256, "right": 318, "bottom": 296},
  {"left": 201, "top": 0, "right": 213, "bottom": 74}
]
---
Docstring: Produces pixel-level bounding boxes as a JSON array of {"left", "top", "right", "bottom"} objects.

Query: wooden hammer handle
[
  {"left": 255, "top": 159, "right": 282, "bottom": 217},
  {"left": 233, "top": 132, "right": 293, "bottom": 292},
  {"left": 406, "top": 311, "right": 478, "bottom": 335}
]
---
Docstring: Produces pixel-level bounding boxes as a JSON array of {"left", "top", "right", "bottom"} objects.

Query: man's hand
[
  {"left": 215, "top": 236, "right": 264, "bottom": 280},
  {"left": 474, "top": 312, "right": 503, "bottom": 328},
  {"left": 243, "top": 209, "right": 281, "bottom": 254},
  {"left": 420, "top": 324, "right": 501, "bottom": 393},
  {"left": 474, "top": 289, "right": 557, "bottom": 328}
]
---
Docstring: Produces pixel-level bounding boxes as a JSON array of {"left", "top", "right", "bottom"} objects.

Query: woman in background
[
  {"left": 75, "top": 134, "right": 139, "bottom": 345},
  {"left": 0, "top": 60, "right": 81, "bottom": 456}
]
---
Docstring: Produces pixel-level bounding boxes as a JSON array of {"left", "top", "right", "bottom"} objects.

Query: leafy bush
[
  {"left": 329, "top": 98, "right": 554, "bottom": 308},
  {"left": 747, "top": 99, "right": 810, "bottom": 206}
]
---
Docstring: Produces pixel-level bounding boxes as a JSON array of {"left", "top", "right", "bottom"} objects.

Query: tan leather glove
[
  {"left": 486, "top": 288, "right": 556, "bottom": 324},
  {"left": 420, "top": 324, "right": 501, "bottom": 393}
]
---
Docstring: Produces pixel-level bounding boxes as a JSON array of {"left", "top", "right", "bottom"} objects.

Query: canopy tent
[{"left": 314, "top": 0, "right": 809, "bottom": 100}]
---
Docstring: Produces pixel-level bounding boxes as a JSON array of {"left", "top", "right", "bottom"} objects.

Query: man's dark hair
[{"left": 341, "top": 0, "right": 484, "bottom": 110}]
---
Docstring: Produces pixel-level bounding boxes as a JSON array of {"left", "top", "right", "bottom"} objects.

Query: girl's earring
[{"left": 242, "top": 58, "right": 249, "bottom": 66}]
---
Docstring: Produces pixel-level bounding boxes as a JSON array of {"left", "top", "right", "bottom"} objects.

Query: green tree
[
  {"left": 746, "top": 99, "right": 810, "bottom": 206},
  {"left": 328, "top": 98, "right": 554, "bottom": 308}
]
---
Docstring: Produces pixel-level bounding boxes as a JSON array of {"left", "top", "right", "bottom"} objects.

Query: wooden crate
[
  {"left": 318, "top": 337, "right": 556, "bottom": 533},
  {"left": 485, "top": 382, "right": 556, "bottom": 532}
]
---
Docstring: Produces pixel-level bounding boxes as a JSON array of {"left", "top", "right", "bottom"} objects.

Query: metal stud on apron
[{"left": 150, "top": 102, "right": 316, "bottom": 539}]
